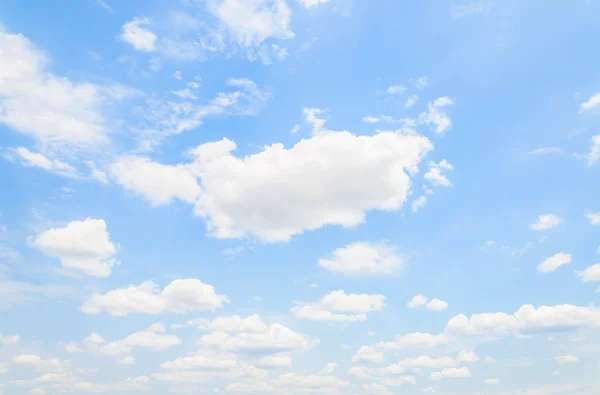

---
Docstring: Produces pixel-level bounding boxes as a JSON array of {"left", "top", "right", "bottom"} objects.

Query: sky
[{"left": 1, "top": 0, "right": 600, "bottom": 394}]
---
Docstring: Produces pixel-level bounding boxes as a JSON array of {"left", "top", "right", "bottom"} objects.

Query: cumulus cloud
[
  {"left": 119, "top": 18, "right": 157, "bottom": 51},
  {"left": 81, "top": 279, "right": 229, "bottom": 316},
  {"left": 352, "top": 346, "right": 385, "bottom": 363},
  {"left": 112, "top": 109, "right": 432, "bottom": 242},
  {"left": 577, "top": 264, "right": 600, "bottom": 282},
  {"left": 446, "top": 303, "right": 600, "bottom": 336},
  {"left": 530, "top": 214, "right": 562, "bottom": 231},
  {"left": 456, "top": 350, "right": 478, "bottom": 362},
  {"left": 67, "top": 324, "right": 181, "bottom": 356},
  {"left": 318, "top": 241, "right": 403, "bottom": 275},
  {"left": 33, "top": 218, "right": 118, "bottom": 278},
  {"left": 580, "top": 92, "right": 600, "bottom": 113},
  {"left": 537, "top": 252, "right": 572, "bottom": 273},
  {"left": 291, "top": 290, "right": 386, "bottom": 322},
  {"left": 377, "top": 333, "right": 451, "bottom": 350},
  {"left": 430, "top": 367, "right": 471, "bottom": 380},
  {"left": 585, "top": 209, "right": 600, "bottom": 225}
]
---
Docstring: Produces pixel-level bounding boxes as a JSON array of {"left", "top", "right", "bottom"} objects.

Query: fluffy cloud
[
  {"left": 81, "top": 279, "right": 229, "bottom": 316},
  {"left": 257, "top": 353, "right": 293, "bottom": 369},
  {"left": 420, "top": 97, "right": 454, "bottom": 134},
  {"left": 119, "top": 18, "right": 157, "bottom": 51},
  {"left": 377, "top": 333, "right": 451, "bottom": 350},
  {"left": 206, "top": 0, "right": 294, "bottom": 47},
  {"left": 530, "top": 214, "right": 563, "bottom": 231},
  {"left": 585, "top": 209, "right": 600, "bottom": 225},
  {"left": 586, "top": 135, "right": 600, "bottom": 165},
  {"left": 430, "top": 367, "right": 471, "bottom": 380},
  {"left": 446, "top": 304, "right": 600, "bottom": 336},
  {"left": 197, "top": 321, "right": 318, "bottom": 354},
  {"left": 456, "top": 350, "right": 479, "bottom": 363},
  {"left": 67, "top": 324, "right": 181, "bottom": 356},
  {"left": 291, "top": 290, "right": 386, "bottom": 322},
  {"left": 111, "top": 109, "right": 433, "bottom": 242},
  {"left": 33, "top": 218, "right": 118, "bottom": 278},
  {"left": 352, "top": 346, "right": 385, "bottom": 363},
  {"left": 424, "top": 160, "right": 454, "bottom": 187},
  {"left": 537, "top": 252, "right": 572, "bottom": 273},
  {"left": 387, "top": 84, "right": 406, "bottom": 95},
  {"left": 317, "top": 242, "right": 403, "bottom": 275},
  {"left": 297, "top": 0, "right": 331, "bottom": 8},
  {"left": 577, "top": 264, "right": 600, "bottom": 282},
  {"left": 407, "top": 295, "right": 448, "bottom": 311},
  {"left": 381, "top": 356, "right": 458, "bottom": 374},
  {"left": 580, "top": 92, "right": 600, "bottom": 113}
]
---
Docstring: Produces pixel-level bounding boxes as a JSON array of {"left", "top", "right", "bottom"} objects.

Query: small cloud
[
  {"left": 173, "top": 71, "right": 182, "bottom": 80},
  {"left": 252, "top": 296, "right": 262, "bottom": 302},
  {"left": 580, "top": 92, "right": 600, "bottom": 113},
  {"left": 290, "top": 124, "right": 301, "bottom": 134},
  {"left": 309, "top": 283, "right": 318, "bottom": 288},
  {"left": 387, "top": 84, "right": 406, "bottom": 95},
  {"left": 484, "top": 240, "right": 495, "bottom": 247},
  {"left": 530, "top": 146, "right": 563, "bottom": 155},
  {"left": 405, "top": 95, "right": 419, "bottom": 108},
  {"left": 530, "top": 214, "right": 562, "bottom": 231}
]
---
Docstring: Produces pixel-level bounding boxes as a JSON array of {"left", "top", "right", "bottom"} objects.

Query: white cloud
[
  {"left": 352, "top": 346, "right": 384, "bottom": 363},
  {"left": 112, "top": 109, "right": 432, "bottom": 242},
  {"left": 414, "top": 76, "right": 429, "bottom": 89},
  {"left": 206, "top": 0, "right": 294, "bottom": 47},
  {"left": 119, "top": 18, "right": 157, "bottom": 51},
  {"left": 485, "top": 356, "right": 495, "bottom": 362},
  {"left": 381, "top": 356, "right": 458, "bottom": 374},
  {"left": 420, "top": 97, "right": 454, "bottom": 134},
  {"left": 318, "top": 241, "right": 403, "bottom": 275},
  {"left": 258, "top": 353, "right": 293, "bottom": 368},
  {"left": 580, "top": 92, "right": 600, "bottom": 113},
  {"left": 0, "top": 29, "right": 124, "bottom": 154},
  {"left": 319, "top": 363, "right": 337, "bottom": 375},
  {"left": 412, "top": 195, "right": 428, "bottom": 212},
  {"left": 585, "top": 209, "right": 600, "bottom": 225},
  {"left": 530, "top": 214, "right": 562, "bottom": 231},
  {"left": 4, "top": 147, "right": 79, "bottom": 178},
  {"left": 173, "top": 71, "right": 182, "bottom": 80},
  {"left": 578, "top": 264, "right": 600, "bottom": 282},
  {"left": 431, "top": 367, "right": 471, "bottom": 380},
  {"left": 81, "top": 279, "right": 229, "bottom": 316},
  {"left": 427, "top": 298, "right": 449, "bottom": 312},
  {"left": 537, "top": 252, "right": 572, "bottom": 273},
  {"left": 446, "top": 303, "right": 600, "bottom": 336},
  {"left": 484, "top": 378, "right": 500, "bottom": 385},
  {"left": 456, "top": 350, "right": 478, "bottom": 362},
  {"left": 377, "top": 333, "right": 451, "bottom": 350},
  {"left": 387, "top": 85, "right": 406, "bottom": 95},
  {"left": 199, "top": 314, "right": 269, "bottom": 333},
  {"left": 33, "top": 218, "right": 118, "bottom": 278},
  {"left": 424, "top": 160, "right": 454, "bottom": 187},
  {"left": 69, "top": 324, "right": 181, "bottom": 356},
  {"left": 290, "top": 124, "right": 301, "bottom": 134},
  {"left": 197, "top": 321, "right": 318, "bottom": 354},
  {"left": 405, "top": 95, "right": 419, "bottom": 108},
  {"left": 555, "top": 355, "right": 578, "bottom": 364},
  {"left": 297, "top": 0, "right": 330, "bottom": 8},
  {"left": 0, "top": 333, "right": 20, "bottom": 344},
  {"left": 117, "top": 356, "right": 135, "bottom": 365},
  {"left": 585, "top": 135, "right": 600, "bottom": 165},
  {"left": 408, "top": 294, "right": 428, "bottom": 309},
  {"left": 171, "top": 89, "right": 197, "bottom": 100},
  {"left": 291, "top": 290, "right": 386, "bottom": 322}
]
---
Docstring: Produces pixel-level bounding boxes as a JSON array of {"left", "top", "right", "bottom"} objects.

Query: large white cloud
[
  {"left": 33, "top": 218, "right": 118, "bottom": 278},
  {"left": 111, "top": 109, "right": 433, "bottom": 242},
  {"left": 81, "top": 279, "right": 229, "bottom": 316},
  {"left": 446, "top": 304, "right": 600, "bottom": 336},
  {"left": 580, "top": 92, "right": 600, "bottom": 113},
  {"left": 291, "top": 290, "right": 386, "bottom": 322},
  {"left": 318, "top": 242, "right": 403, "bottom": 275}
]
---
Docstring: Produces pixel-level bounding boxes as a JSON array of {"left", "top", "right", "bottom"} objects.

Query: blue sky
[{"left": 1, "top": 0, "right": 600, "bottom": 394}]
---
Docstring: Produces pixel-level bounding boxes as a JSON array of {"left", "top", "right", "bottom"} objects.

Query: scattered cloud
[
  {"left": 580, "top": 92, "right": 600, "bottom": 113},
  {"left": 32, "top": 218, "right": 118, "bottom": 278},
  {"left": 431, "top": 367, "right": 471, "bottom": 380},
  {"left": 318, "top": 241, "right": 403, "bottom": 275},
  {"left": 377, "top": 332, "right": 451, "bottom": 350},
  {"left": 297, "top": 0, "right": 331, "bottom": 8},
  {"left": 408, "top": 295, "right": 448, "bottom": 311},
  {"left": 420, "top": 97, "right": 454, "bottom": 133},
  {"left": 530, "top": 214, "right": 562, "bottom": 231},
  {"left": 555, "top": 355, "right": 578, "bottom": 364},
  {"left": 424, "top": 160, "right": 454, "bottom": 187},
  {"left": 352, "top": 346, "right": 385, "bottom": 363},
  {"left": 291, "top": 290, "right": 386, "bottom": 322},
  {"left": 537, "top": 252, "right": 572, "bottom": 273},
  {"left": 405, "top": 95, "right": 419, "bottom": 108},
  {"left": 387, "top": 85, "right": 406, "bottom": 95},
  {"left": 119, "top": 18, "right": 157, "bottom": 52},
  {"left": 81, "top": 279, "right": 229, "bottom": 315},
  {"left": 585, "top": 209, "right": 600, "bottom": 225},
  {"left": 577, "top": 264, "right": 600, "bottom": 282}
]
